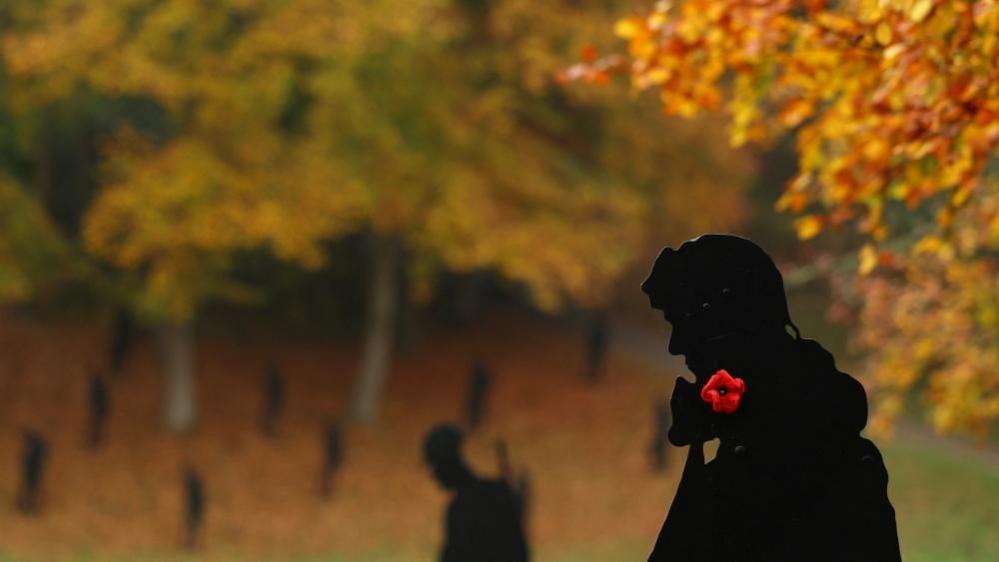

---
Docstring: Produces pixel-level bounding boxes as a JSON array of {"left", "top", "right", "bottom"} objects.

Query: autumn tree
[
  {"left": 566, "top": 0, "right": 999, "bottom": 436},
  {"left": 3, "top": 0, "right": 363, "bottom": 431},
  {"left": 303, "top": 0, "right": 754, "bottom": 421},
  {"left": 2, "top": 0, "right": 752, "bottom": 425}
]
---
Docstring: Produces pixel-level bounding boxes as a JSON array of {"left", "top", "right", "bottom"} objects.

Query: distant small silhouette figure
[
  {"left": 16, "top": 430, "right": 48, "bottom": 514},
  {"left": 649, "top": 398, "right": 671, "bottom": 472},
  {"left": 465, "top": 361, "right": 492, "bottom": 428},
  {"left": 584, "top": 311, "right": 609, "bottom": 381},
  {"left": 88, "top": 374, "right": 111, "bottom": 448},
  {"left": 641, "top": 234, "right": 901, "bottom": 562},
  {"left": 320, "top": 420, "right": 343, "bottom": 499},
  {"left": 182, "top": 466, "right": 205, "bottom": 550},
  {"left": 261, "top": 363, "right": 285, "bottom": 436},
  {"left": 109, "top": 308, "right": 135, "bottom": 375},
  {"left": 424, "top": 424, "right": 529, "bottom": 562}
]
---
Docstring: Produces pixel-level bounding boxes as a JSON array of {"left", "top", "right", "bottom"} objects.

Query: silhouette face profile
[
  {"left": 641, "top": 234, "right": 793, "bottom": 379},
  {"left": 423, "top": 424, "right": 470, "bottom": 490}
]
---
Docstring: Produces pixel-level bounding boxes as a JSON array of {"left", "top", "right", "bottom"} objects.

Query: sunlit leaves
[
  {"left": 569, "top": 0, "right": 999, "bottom": 435},
  {"left": 3, "top": 0, "right": 750, "bottom": 318},
  {"left": 570, "top": 0, "right": 999, "bottom": 243}
]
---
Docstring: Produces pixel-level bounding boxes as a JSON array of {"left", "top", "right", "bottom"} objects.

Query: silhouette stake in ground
[
  {"left": 423, "top": 424, "right": 529, "bottom": 562},
  {"left": 182, "top": 466, "right": 206, "bottom": 550},
  {"left": 87, "top": 374, "right": 111, "bottom": 449},
  {"left": 261, "top": 363, "right": 285, "bottom": 437},
  {"left": 641, "top": 234, "right": 901, "bottom": 562},
  {"left": 465, "top": 360, "right": 492, "bottom": 428},
  {"left": 320, "top": 420, "right": 344, "bottom": 499},
  {"left": 584, "top": 310, "right": 609, "bottom": 381},
  {"left": 109, "top": 308, "right": 135, "bottom": 375},
  {"left": 16, "top": 430, "right": 48, "bottom": 514}
]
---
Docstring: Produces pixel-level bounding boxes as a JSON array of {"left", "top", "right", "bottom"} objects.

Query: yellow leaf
[
  {"left": 913, "top": 235, "right": 943, "bottom": 255},
  {"left": 778, "top": 98, "right": 814, "bottom": 127},
  {"left": 883, "top": 43, "right": 906, "bottom": 60},
  {"left": 794, "top": 215, "right": 824, "bottom": 240},
  {"left": 614, "top": 17, "right": 644, "bottom": 39},
  {"left": 910, "top": 0, "right": 933, "bottom": 22},
  {"left": 858, "top": 243, "right": 878, "bottom": 275},
  {"left": 875, "top": 22, "right": 893, "bottom": 45}
]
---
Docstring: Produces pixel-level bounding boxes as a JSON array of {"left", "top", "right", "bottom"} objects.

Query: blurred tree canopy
[
  {"left": 0, "top": 0, "right": 751, "bottom": 426},
  {"left": 567, "top": 0, "right": 999, "bottom": 437}
]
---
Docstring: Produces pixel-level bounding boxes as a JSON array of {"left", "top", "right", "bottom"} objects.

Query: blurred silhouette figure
[
  {"left": 87, "top": 374, "right": 111, "bottom": 449},
  {"left": 641, "top": 234, "right": 900, "bottom": 562},
  {"left": 514, "top": 468, "right": 532, "bottom": 526},
  {"left": 584, "top": 311, "right": 609, "bottom": 381},
  {"left": 495, "top": 438, "right": 530, "bottom": 519},
  {"left": 424, "top": 424, "right": 529, "bottom": 562},
  {"left": 495, "top": 438, "right": 512, "bottom": 482},
  {"left": 320, "top": 420, "right": 343, "bottom": 499},
  {"left": 649, "top": 398, "right": 671, "bottom": 472},
  {"left": 109, "top": 307, "right": 135, "bottom": 375},
  {"left": 261, "top": 363, "right": 285, "bottom": 436},
  {"left": 182, "top": 466, "right": 205, "bottom": 550},
  {"left": 465, "top": 360, "right": 492, "bottom": 428},
  {"left": 16, "top": 430, "right": 48, "bottom": 514}
]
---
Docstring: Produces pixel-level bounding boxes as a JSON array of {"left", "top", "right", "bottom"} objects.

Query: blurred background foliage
[
  {"left": 1, "top": 0, "right": 751, "bottom": 428},
  {"left": 0, "top": 0, "right": 996, "bottom": 561}
]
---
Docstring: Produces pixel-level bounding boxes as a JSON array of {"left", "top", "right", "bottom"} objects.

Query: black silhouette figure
[
  {"left": 514, "top": 468, "right": 532, "bottom": 526},
  {"left": 495, "top": 438, "right": 530, "bottom": 519},
  {"left": 16, "top": 430, "right": 48, "bottom": 514},
  {"left": 649, "top": 398, "right": 671, "bottom": 472},
  {"left": 424, "top": 424, "right": 529, "bottom": 562},
  {"left": 584, "top": 311, "right": 609, "bottom": 381},
  {"left": 109, "top": 308, "right": 134, "bottom": 375},
  {"left": 261, "top": 363, "right": 285, "bottom": 436},
  {"left": 641, "top": 234, "right": 901, "bottom": 562},
  {"left": 320, "top": 420, "right": 343, "bottom": 499},
  {"left": 465, "top": 360, "right": 492, "bottom": 428},
  {"left": 182, "top": 466, "right": 206, "bottom": 550},
  {"left": 87, "top": 374, "right": 111, "bottom": 449}
]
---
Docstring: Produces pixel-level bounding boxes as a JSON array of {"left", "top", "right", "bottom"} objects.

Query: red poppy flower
[{"left": 700, "top": 369, "right": 746, "bottom": 414}]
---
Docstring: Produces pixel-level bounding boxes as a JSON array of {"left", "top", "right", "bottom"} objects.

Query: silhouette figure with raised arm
[
  {"left": 641, "top": 234, "right": 901, "bottom": 562},
  {"left": 424, "top": 424, "right": 529, "bottom": 562}
]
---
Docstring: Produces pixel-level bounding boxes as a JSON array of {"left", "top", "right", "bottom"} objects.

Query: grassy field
[{"left": 0, "top": 313, "right": 996, "bottom": 562}]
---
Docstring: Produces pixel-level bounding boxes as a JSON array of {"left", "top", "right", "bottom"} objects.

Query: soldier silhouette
[
  {"left": 87, "top": 374, "right": 110, "bottom": 448},
  {"left": 641, "top": 234, "right": 901, "bottom": 562},
  {"left": 584, "top": 310, "right": 609, "bottom": 381},
  {"left": 423, "top": 424, "right": 529, "bottom": 562},
  {"left": 320, "top": 420, "right": 344, "bottom": 499},
  {"left": 16, "top": 430, "right": 47, "bottom": 514},
  {"left": 261, "top": 362, "right": 285, "bottom": 437},
  {"left": 182, "top": 466, "right": 206, "bottom": 550}
]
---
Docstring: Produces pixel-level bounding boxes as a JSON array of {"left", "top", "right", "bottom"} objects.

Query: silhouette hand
[{"left": 667, "top": 377, "right": 713, "bottom": 446}]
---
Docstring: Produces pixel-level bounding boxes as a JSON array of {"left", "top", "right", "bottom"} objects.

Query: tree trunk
[
  {"left": 159, "top": 319, "right": 197, "bottom": 433},
  {"left": 349, "top": 236, "right": 400, "bottom": 423}
]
